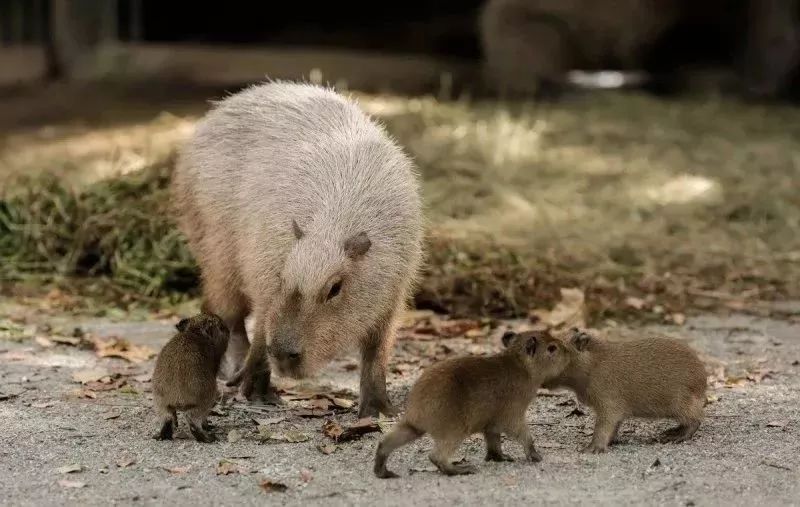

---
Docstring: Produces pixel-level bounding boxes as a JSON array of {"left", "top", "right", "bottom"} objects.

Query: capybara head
[
  {"left": 176, "top": 313, "right": 230, "bottom": 356},
  {"left": 267, "top": 219, "right": 375, "bottom": 378},
  {"left": 501, "top": 329, "right": 571, "bottom": 381}
]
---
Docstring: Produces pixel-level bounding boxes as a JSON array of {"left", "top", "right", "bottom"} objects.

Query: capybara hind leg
[
  {"left": 187, "top": 407, "right": 216, "bottom": 443},
  {"left": 153, "top": 407, "right": 177, "bottom": 440},
  {"left": 429, "top": 436, "right": 475, "bottom": 476},
  {"left": 374, "top": 422, "right": 423, "bottom": 478}
]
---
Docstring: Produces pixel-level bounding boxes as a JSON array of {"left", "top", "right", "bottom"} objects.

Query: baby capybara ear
[
  {"left": 501, "top": 330, "right": 516, "bottom": 348},
  {"left": 525, "top": 334, "right": 538, "bottom": 356},
  {"left": 175, "top": 318, "right": 190, "bottom": 332},
  {"left": 570, "top": 329, "right": 592, "bottom": 351}
]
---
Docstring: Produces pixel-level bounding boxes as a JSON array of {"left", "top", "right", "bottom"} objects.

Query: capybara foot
[{"left": 485, "top": 451, "right": 514, "bottom": 462}]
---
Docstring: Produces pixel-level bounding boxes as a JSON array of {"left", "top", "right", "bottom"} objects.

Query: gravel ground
[{"left": 1, "top": 308, "right": 798, "bottom": 507}]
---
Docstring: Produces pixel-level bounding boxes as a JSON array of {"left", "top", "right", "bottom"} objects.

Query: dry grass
[{"left": 2, "top": 85, "right": 799, "bottom": 320}]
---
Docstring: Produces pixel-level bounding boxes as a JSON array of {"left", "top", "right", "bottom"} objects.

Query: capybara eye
[
  {"left": 327, "top": 280, "right": 342, "bottom": 301},
  {"left": 547, "top": 344, "right": 557, "bottom": 354}
]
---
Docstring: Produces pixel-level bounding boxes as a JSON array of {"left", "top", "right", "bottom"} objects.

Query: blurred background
[{"left": 1, "top": 0, "right": 799, "bottom": 323}]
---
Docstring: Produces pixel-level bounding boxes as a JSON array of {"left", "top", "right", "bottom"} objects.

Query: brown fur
[
  {"left": 374, "top": 330, "right": 570, "bottom": 478},
  {"left": 151, "top": 313, "right": 229, "bottom": 443},
  {"left": 543, "top": 328, "right": 707, "bottom": 453}
]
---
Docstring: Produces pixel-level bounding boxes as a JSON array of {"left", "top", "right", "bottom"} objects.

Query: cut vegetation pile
[{"left": 2, "top": 87, "right": 799, "bottom": 321}]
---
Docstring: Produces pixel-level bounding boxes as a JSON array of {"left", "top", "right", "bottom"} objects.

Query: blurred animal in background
[{"left": 478, "top": 0, "right": 800, "bottom": 101}]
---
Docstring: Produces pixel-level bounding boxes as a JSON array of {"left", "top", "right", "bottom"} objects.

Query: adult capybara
[{"left": 171, "top": 82, "right": 424, "bottom": 417}]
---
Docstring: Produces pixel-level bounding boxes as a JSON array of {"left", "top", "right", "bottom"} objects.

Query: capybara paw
[
  {"left": 152, "top": 432, "right": 172, "bottom": 441},
  {"left": 358, "top": 397, "right": 397, "bottom": 419},
  {"left": 583, "top": 443, "right": 607, "bottom": 454},
  {"left": 485, "top": 451, "right": 514, "bottom": 462},
  {"left": 375, "top": 469, "right": 399, "bottom": 479},
  {"left": 526, "top": 449, "right": 542, "bottom": 463},
  {"left": 448, "top": 463, "right": 477, "bottom": 476}
]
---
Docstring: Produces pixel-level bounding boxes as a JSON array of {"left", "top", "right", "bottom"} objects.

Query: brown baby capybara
[
  {"left": 152, "top": 313, "right": 229, "bottom": 443},
  {"left": 374, "top": 330, "right": 570, "bottom": 478},
  {"left": 170, "top": 82, "right": 424, "bottom": 418},
  {"left": 542, "top": 328, "right": 707, "bottom": 453}
]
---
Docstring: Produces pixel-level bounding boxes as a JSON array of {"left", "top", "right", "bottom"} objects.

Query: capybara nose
[{"left": 287, "top": 351, "right": 301, "bottom": 361}]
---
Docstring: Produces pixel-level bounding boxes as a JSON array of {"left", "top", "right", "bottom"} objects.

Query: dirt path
[{"left": 1, "top": 308, "right": 798, "bottom": 506}]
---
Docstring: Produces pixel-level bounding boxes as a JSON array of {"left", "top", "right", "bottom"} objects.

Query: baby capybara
[
  {"left": 152, "top": 313, "right": 229, "bottom": 443},
  {"left": 374, "top": 330, "right": 570, "bottom": 478},
  {"left": 541, "top": 328, "right": 707, "bottom": 453}
]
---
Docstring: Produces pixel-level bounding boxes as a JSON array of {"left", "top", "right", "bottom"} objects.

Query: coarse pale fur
[
  {"left": 544, "top": 329, "right": 708, "bottom": 453},
  {"left": 374, "top": 331, "right": 571, "bottom": 478},
  {"left": 152, "top": 313, "right": 229, "bottom": 443},
  {"left": 170, "top": 81, "right": 424, "bottom": 417},
  {"left": 479, "top": 0, "right": 681, "bottom": 95}
]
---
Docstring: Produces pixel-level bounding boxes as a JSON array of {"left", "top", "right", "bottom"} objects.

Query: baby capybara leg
[
  {"left": 374, "top": 422, "right": 423, "bottom": 479},
  {"left": 429, "top": 436, "right": 475, "bottom": 476}
]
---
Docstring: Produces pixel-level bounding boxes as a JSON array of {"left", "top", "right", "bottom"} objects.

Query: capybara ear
[
  {"left": 292, "top": 219, "right": 305, "bottom": 240},
  {"left": 176, "top": 318, "right": 190, "bottom": 332},
  {"left": 571, "top": 331, "right": 592, "bottom": 351},
  {"left": 344, "top": 231, "right": 371, "bottom": 259},
  {"left": 525, "top": 335, "right": 538, "bottom": 356},
  {"left": 501, "top": 330, "right": 516, "bottom": 348}
]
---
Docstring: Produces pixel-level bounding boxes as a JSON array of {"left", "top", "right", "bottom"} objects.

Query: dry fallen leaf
[
  {"left": 671, "top": 313, "right": 686, "bottom": 326},
  {"left": 216, "top": 460, "right": 241, "bottom": 476},
  {"left": 227, "top": 429, "right": 243, "bottom": 443},
  {"left": 35, "top": 336, "right": 54, "bottom": 348},
  {"left": 162, "top": 465, "right": 190, "bottom": 475},
  {"left": 766, "top": 420, "right": 789, "bottom": 428},
  {"left": 317, "top": 443, "right": 338, "bottom": 455},
  {"left": 253, "top": 416, "right": 285, "bottom": 426},
  {"left": 331, "top": 397, "right": 354, "bottom": 409},
  {"left": 56, "top": 464, "right": 83, "bottom": 474},
  {"left": 103, "top": 411, "right": 121, "bottom": 420},
  {"left": 625, "top": 297, "right": 647, "bottom": 310},
  {"left": 434, "top": 318, "right": 481, "bottom": 338},
  {"left": 299, "top": 469, "right": 313, "bottom": 483},
  {"left": 529, "top": 288, "right": 586, "bottom": 330},
  {"left": 71, "top": 368, "right": 110, "bottom": 385},
  {"left": 50, "top": 335, "right": 83, "bottom": 346},
  {"left": 116, "top": 458, "right": 136, "bottom": 468},
  {"left": 93, "top": 336, "right": 155, "bottom": 363},
  {"left": 338, "top": 418, "right": 381, "bottom": 442},
  {"left": 259, "top": 479, "right": 288, "bottom": 493},
  {"left": 746, "top": 368, "right": 774, "bottom": 383},
  {"left": 284, "top": 431, "right": 309, "bottom": 443},
  {"left": 58, "top": 480, "right": 86, "bottom": 489},
  {"left": 31, "top": 401, "right": 54, "bottom": 409},
  {"left": 308, "top": 398, "right": 330, "bottom": 411},
  {"left": 322, "top": 420, "right": 344, "bottom": 441}
]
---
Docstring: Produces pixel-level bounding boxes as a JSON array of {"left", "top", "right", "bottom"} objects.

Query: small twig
[
  {"left": 762, "top": 461, "right": 793, "bottom": 471},
  {"left": 654, "top": 480, "right": 686, "bottom": 494}
]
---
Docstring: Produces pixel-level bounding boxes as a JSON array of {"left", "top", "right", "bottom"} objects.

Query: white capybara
[{"left": 170, "top": 82, "right": 424, "bottom": 417}]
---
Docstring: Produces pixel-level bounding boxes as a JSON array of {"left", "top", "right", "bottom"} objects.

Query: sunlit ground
[{"left": 2, "top": 84, "right": 799, "bottom": 318}]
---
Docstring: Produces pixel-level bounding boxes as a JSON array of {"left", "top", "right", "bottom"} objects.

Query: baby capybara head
[
  {"left": 176, "top": 313, "right": 230, "bottom": 356},
  {"left": 501, "top": 329, "right": 571, "bottom": 381},
  {"left": 267, "top": 219, "right": 374, "bottom": 378}
]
